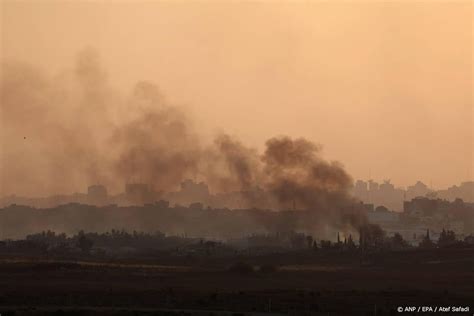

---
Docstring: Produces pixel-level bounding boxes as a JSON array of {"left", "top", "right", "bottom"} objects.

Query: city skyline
[{"left": 0, "top": 2, "right": 472, "bottom": 314}]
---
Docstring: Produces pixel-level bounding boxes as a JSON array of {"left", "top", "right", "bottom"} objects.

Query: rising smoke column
[
  {"left": 262, "top": 137, "right": 352, "bottom": 210},
  {"left": 260, "top": 136, "right": 366, "bottom": 231},
  {"left": 1, "top": 49, "right": 366, "bottom": 233},
  {"left": 112, "top": 81, "right": 202, "bottom": 192},
  {"left": 204, "top": 134, "right": 366, "bottom": 232}
]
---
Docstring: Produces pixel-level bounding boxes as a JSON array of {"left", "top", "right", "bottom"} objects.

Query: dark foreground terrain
[{"left": 0, "top": 248, "right": 472, "bottom": 316}]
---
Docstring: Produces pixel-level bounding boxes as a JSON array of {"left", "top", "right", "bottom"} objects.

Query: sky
[{"left": 1, "top": 0, "right": 472, "bottom": 191}]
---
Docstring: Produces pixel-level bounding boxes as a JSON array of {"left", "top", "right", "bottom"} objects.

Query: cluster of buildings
[
  {"left": 359, "top": 196, "right": 474, "bottom": 246},
  {"left": 350, "top": 180, "right": 474, "bottom": 245},
  {"left": 1, "top": 178, "right": 473, "bottom": 246},
  {"left": 3, "top": 178, "right": 472, "bottom": 212},
  {"left": 353, "top": 179, "right": 473, "bottom": 212},
  {"left": 0, "top": 180, "right": 267, "bottom": 210},
  {"left": 353, "top": 180, "right": 429, "bottom": 212}
]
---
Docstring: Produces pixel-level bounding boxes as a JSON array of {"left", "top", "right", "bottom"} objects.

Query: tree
[
  {"left": 312, "top": 240, "right": 318, "bottom": 251},
  {"left": 390, "top": 232, "right": 409, "bottom": 250},
  {"left": 359, "top": 224, "right": 385, "bottom": 250},
  {"left": 438, "top": 229, "right": 456, "bottom": 247},
  {"left": 419, "top": 229, "right": 434, "bottom": 249},
  {"left": 320, "top": 240, "right": 332, "bottom": 249},
  {"left": 346, "top": 234, "right": 356, "bottom": 250},
  {"left": 306, "top": 235, "right": 313, "bottom": 249},
  {"left": 77, "top": 231, "right": 93, "bottom": 253}
]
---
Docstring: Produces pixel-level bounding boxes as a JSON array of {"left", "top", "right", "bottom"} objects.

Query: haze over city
[
  {"left": 1, "top": 1, "right": 472, "bottom": 198},
  {"left": 0, "top": 2, "right": 473, "bottom": 315}
]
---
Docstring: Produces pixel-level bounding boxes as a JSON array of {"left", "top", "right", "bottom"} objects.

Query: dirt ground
[{"left": 0, "top": 248, "right": 472, "bottom": 315}]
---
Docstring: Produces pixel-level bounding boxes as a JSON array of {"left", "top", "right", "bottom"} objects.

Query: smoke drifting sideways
[{"left": 0, "top": 50, "right": 366, "bottom": 233}]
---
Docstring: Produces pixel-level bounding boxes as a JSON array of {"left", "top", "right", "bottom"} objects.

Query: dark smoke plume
[
  {"left": 260, "top": 137, "right": 363, "bottom": 230},
  {"left": 262, "top": 137, "right": 353, "bottom": 210},
  {"left": 0, "top": 50, "right": 365, "bottom": 233}
]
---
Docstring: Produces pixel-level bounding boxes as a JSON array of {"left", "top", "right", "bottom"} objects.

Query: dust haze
[
  {"left": 1, "top": 1, "right": 471, "bottom": 189},
  {"left": 1, "top": 1, "right": 472, "bottom": 235},
  {"left": 0, "top": 49, "right": 362, "bottom": 231},
  {"left": 0, "top": 3, "right": 472, "bottom": 314}
]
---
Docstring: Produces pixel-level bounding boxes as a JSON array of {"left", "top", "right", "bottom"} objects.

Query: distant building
[
  {"left": 125, "top": 183, "right": 158, "bottom": 204},
  {"left": 403, "top": 197, "right": 474, "bottom": 234},
  {"left": 125, "top": 183, "right": 150, "bottom": 196},
  {"left": 361, "top": 203, "right": 374, "bottom": 213},
  {"left": 437, "top": 181, "right": 474, "bottom": 202},
  {"left": 406, "top": 181, "right": 431, "bottom": 200},
  {"left": 354, "top": 180, "right": 369, "bottom": 201},
  {"left": 165, "top": 179, "right": 211, "bottom": 207},
  {"left": 367, "top": 205, "right": 399, "bottom": 224},
  {"left": 353, "top": 179, "right": 474, "bottom": 213},
  {"left": 86, "top": 185, "right": 108, "bottom": 205},
  {"left": 403, "top": 197, "right": 441, "bottom": 218},
  {"left": 353, "top": 179, "right": 404, "bottom": 212},
  {"left": 180, "top": 179, "right": 210, "bottom": 198},
  {"left": 87, "top": 185, "right": 107, "bottom": 200}
]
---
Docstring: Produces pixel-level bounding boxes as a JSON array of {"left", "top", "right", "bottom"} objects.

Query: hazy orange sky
[{"left": 1, "top": 0, "right": 472, "bottom": 190}]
